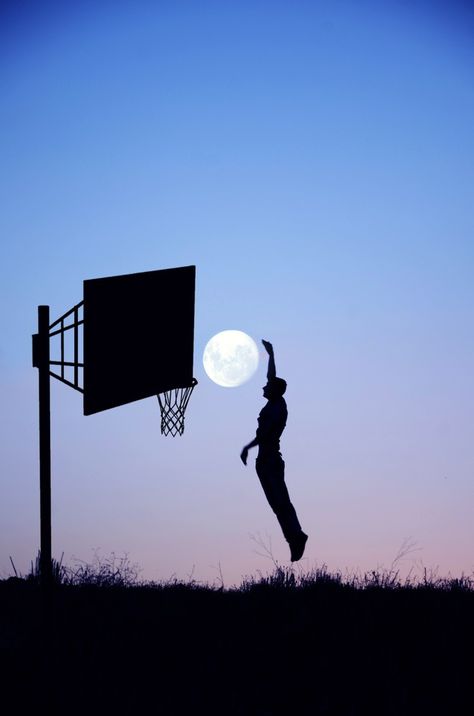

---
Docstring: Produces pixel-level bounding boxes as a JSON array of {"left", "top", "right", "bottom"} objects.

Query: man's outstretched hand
[
  {"left": 262, "top": 339, "right": 273, "bottom": 355},
  {"left": 240, "top": 447, "right": 248, "bottom": 465}
]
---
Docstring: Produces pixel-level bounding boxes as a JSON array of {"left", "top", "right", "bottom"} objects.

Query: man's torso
[{"left": 256, "top": 397, "right": 288, "bottom": 457}]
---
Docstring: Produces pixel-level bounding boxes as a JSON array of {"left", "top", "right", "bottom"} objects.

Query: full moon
[{"left": 203, "top": 330, "right": 259, "bottom": 387}]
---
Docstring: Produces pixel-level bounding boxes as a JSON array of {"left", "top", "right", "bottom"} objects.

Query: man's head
[{"left": 263, "top": 377, "right": 287, "bottom": 400}]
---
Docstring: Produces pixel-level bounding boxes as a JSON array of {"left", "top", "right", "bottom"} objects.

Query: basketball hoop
[{"left": 157, "top": 379, "right": 198, "bottom": 436}]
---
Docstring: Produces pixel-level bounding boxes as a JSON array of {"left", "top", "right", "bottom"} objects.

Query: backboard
[{"left": 83, "top": 265, "right": 195, "bottom": 415}]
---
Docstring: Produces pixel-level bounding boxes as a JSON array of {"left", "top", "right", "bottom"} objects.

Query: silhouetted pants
[{"left": 256, "top": 452, "right": 302, "bottom": 543}]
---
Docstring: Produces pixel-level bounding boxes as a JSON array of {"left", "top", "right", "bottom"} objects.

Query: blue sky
[{"left": 1, "top": 0, "right": 473, "bottom": 584}]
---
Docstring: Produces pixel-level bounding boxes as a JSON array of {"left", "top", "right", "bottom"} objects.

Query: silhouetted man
[{"left": 240, "top": 339, "right": 308, "bottom": 562}]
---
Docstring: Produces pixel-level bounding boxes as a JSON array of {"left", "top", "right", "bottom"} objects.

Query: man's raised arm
[{"left": 262, "top": 339, "right": 276, "bottom": 380}]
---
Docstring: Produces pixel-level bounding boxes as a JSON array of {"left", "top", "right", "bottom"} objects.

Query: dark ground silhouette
[{"left": 1, "top": 566, "right": 473, "bottom": 715}]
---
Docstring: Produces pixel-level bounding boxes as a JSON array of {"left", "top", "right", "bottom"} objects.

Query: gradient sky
[{"left": 1, "top": 0, "right": 473, "bottom": 586}]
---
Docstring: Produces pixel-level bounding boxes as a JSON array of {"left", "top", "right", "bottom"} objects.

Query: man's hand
[
  {"left": 240, "top": 447, "right": 249, "bottom": 465},
  {"left": 262, "top": 339, "right": 273, "bottom": 355}
]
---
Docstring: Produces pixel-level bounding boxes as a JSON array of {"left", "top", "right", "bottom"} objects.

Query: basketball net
[{"left": 157, "top": 379, "right": 198, "bottom": 436}]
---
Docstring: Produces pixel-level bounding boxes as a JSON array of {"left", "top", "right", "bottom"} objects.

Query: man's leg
[{"left": 256, "top": 455, "right": 305, "bottom": 547}]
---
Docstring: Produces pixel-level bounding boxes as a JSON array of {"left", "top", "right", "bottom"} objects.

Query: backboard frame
[{"left": 83, "top": 265, "right": 196, "bottom": 416}]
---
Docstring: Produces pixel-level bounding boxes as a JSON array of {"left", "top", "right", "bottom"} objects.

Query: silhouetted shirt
[{"left": 256, "top": 397, "right": 288, "bottom": 457}]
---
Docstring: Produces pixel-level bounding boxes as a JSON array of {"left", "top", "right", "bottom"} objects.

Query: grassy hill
[{"left": 1, "top": 562, "right": 473, "bottom": 714}]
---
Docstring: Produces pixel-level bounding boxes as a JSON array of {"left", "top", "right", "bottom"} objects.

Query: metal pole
[{"left": 33, "top": 305, "right": 52, "bottom": 586}]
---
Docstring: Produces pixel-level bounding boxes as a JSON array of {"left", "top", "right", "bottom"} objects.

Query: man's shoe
[{"left": 290, "top": 532, "right": 308, "bottom": 562}]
